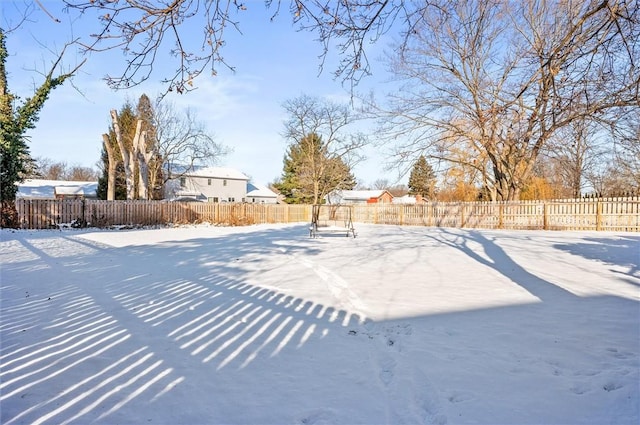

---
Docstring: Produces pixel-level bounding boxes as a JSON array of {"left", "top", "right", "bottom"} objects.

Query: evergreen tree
[
  {"left": 1, "top": 28, "right": 82, "bottom": 226},
  {"left": 408, "top": 155, "right": 436, "bottom": 199},
  {"left": 274, "top": 133, "right": 355, "bottom": 204}
]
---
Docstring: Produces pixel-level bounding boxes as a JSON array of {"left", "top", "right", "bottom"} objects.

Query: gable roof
[
  {"left": 184, "top": 166, "right": 249, "bottom": 180},
  {"left": 337, "top": 190, "right": 392, "bottom": 201},
  {"left": 246, "top": 183, "right": 278, "bottom": 198},
  {"left": 392, "top": 194, "right": 417, "bottom": 204},
  {"left": 17, "top": 179, "right": 98, "bottom": 199}
]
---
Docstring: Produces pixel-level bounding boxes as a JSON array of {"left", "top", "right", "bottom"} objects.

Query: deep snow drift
[{"left": 1, "top": 223, "right": 638, "bottom": 424}]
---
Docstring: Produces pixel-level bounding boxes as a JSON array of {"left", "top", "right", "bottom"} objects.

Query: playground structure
[{"left": 309, "top": 204, "right": 357, "bottom": 238}]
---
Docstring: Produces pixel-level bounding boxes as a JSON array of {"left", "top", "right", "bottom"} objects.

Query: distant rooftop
[
  {"left": 17, "top": 179, "right": 98, "bottom": 199},
  {"left": 168, "top": 165, "right": 249, "bottom": 181}
]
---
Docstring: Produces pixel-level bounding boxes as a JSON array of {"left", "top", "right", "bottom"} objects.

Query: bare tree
[
  {"left": 277, "top": 94, "right": 368, "bottom": 204},
  {"left": 66, "top": 165, "right": 99, "bottom": 181},
  {"left": 544, "top": 119, "right": 609, "bottom": 198},
  {"left": 40, "top": 159, "right": 66, "bottom": 180},
  {"left": 368, "top": 0, "right": 639, "bottom": 200},
  {"left": 611, "top": 109, "right": 640, "bottom": 189},
  {"left": 30, "top": 157, "right": 99, "bottom": 180},
  {"left": 372, "top": 178, "right": 391, "bottom": 190},
  {"left": 153, "top": 101, "right": 228, "bottom": 192}
]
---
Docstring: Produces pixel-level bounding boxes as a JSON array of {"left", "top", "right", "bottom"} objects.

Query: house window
[
  {"left": 180, "top": 177, "right": 186, "bottom": 187},
  {"left": 223, "top": 179, "right": 227, "bottom": 186},
  {"left": 208, "top": 178, "right": 212, "bottom": 185},
  {"left": 228, "top": 197, "right": 235, "bottom": 203},
  {"left": 208, "top": 197, "right": 218, "bottom": 203},
  {"left": 213, "top": 197, "right": 219, "bottom": 203}
]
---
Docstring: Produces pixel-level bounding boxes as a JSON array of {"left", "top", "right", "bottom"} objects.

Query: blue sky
[{"left": 2, "top": 1, "right": 402, "bottom": 187}]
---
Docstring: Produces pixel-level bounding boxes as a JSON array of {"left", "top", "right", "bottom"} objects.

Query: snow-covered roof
[
  {"left": 334, "top": 190, "right": 391, "bottom": 201},
  {"left": 392, "top": 195, "right": 417, "bottom": 204},
  {"left": 17, "top": 179, "right": 98, "bottom": 199},
  {"left": 346, "top": 190, "right": 385, "bottom": 200},
  {"left": 185, "top": 167, "right": 249, "bottom": 180},
  {"left": 246, "top": 183, "right": 278, "bottom": 199}
]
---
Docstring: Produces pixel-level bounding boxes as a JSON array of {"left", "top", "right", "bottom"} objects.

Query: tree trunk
[
  {"left": 110, "top": 109, "right": 136, "bottom": 200},
  {"left": 135, "top": 129, "right": 152, "bottom": 200},
  {"left": 492, "top": 160, "right": 522, "bottom": 201},
  {"left": 102, "top": 134, "right": 117, "bottom": 201}
]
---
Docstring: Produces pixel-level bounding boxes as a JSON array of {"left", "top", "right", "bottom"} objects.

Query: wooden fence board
[{"left": 12, "top": 198, "right": 640, "bottom": 232}]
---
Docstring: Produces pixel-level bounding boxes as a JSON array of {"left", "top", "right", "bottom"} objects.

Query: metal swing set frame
[{"left": 309, "top": 204, "right": 357, "bottom": 238}]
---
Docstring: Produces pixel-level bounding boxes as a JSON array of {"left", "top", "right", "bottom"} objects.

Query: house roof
[
  {"left": 17, "top": 179, "right": 98, "bottom": 199},
  {"left": 246, "top": 183, "right": 278, "bottom": 198},
  {"left": 337, "top": 190, "right": 392, "bottom": 200},
  {"left": 185, "top": 167, "right": 249, "bottom": 180},
  {"left": 392, "top": 195, "right": 417, "bottom": 204}
]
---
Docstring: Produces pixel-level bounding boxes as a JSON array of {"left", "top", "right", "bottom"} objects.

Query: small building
[
  {"left": 326, "top": 189, "right": 394, "bottom": 204},
  {"left": 246, "top": 183, "right": 279, "bottom": 204},
  {"left": 17, "top": 179, "right": 98, "bottom": 200},
  {"left": 165, "top": 166, "right": 250, "bottom": 203}
]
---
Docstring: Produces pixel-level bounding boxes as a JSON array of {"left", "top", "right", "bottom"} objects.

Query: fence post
[
  {"left": 543, "top": 202, "right": 548, "bottom": 230},
  {"left": 596, "top": 200, "right": 602, "bottom": 231}
]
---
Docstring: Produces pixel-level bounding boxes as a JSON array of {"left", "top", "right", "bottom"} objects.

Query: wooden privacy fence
[
  {"left": 15, "top": 200, "right": 311, "bottom": 229},
  {"left": 13, "top": 197, "right": 640, "bottom": 232}
]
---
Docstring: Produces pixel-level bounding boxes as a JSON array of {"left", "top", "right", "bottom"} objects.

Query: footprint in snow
[
  {"left": 298, "top": 408, "right": 337, "bottom": 425},
  {"left": 570, "top": 383, "right": 590, "bottom": 395},
  {"left": 606, "top": 347, "right": 634, "bottom": 360},
  {"left": 447, "top": 390, "right": 475, "bottom": 403},
  {"left": 378, "top": 356, "right": 396, "bottom": 386},
  {"left": 603, "top": 381, "right": 623, "bottom": 392}
]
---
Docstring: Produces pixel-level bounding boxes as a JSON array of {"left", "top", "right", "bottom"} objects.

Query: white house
[
  {"left": 246, "top": 183, "right": 279, "bottom": 204},
  {"left": 165, "top": 167, "right": 250, "bottom": 202},
  {"left": 17, "top": 179, "right": 98, "bottom": 200}
]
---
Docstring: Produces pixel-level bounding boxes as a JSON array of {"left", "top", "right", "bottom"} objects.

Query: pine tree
[
  {"left": 274, "top": 133, "right": 355, "bottom": 204},
  {"left": 408, "top": 155, "right": 436, "bottom": 199}
]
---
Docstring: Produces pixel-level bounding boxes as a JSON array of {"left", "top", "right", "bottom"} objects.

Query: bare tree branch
[{"left": 370, "top": 0, "right": 639, "bottom": 200}]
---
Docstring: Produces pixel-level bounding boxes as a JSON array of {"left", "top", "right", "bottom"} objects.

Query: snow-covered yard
[{"left": 1, "top": 223, "right": 638, "bottom": 425}]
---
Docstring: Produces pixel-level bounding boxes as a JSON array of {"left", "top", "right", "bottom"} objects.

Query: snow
[
  {"left": 1, "top": 223, "right": 638, "bottom": 425},
  {"left": 16, "top": 179, "right": 98, "bottom": 200}
]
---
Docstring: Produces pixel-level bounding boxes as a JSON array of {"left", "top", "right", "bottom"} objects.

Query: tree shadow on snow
[
  {"left": 552, "top": 235, "right": 640, "bottom": 283},
  {"left": 423, "top": 228, "right": 579, "bottom": 303}
]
